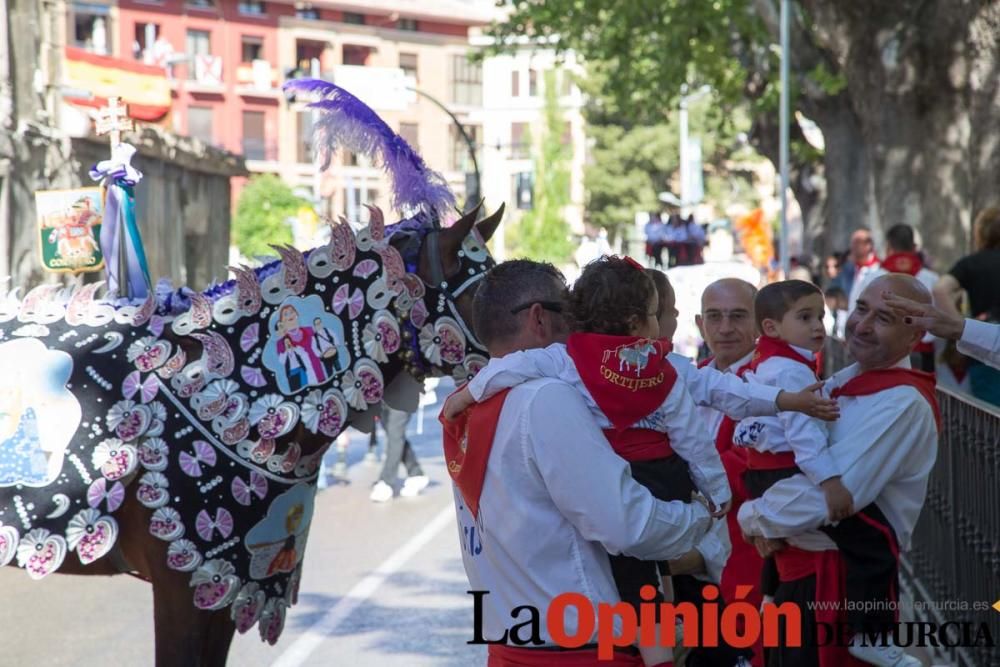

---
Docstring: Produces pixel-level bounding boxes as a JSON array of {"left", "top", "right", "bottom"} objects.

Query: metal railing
[{"left": 824, "top": 338, "right": 1000, "bottom": 666}]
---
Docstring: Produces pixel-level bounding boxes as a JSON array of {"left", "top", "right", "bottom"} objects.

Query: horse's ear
[
  {"left": 476, "top": 202, "right": 505, "bottom": 243},
  {"left": 440, "top": 200, "right": 482, "bottom": 257}
]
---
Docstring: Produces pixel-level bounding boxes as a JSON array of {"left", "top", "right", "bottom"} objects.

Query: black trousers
[
  {"left": 768, "top": 574, "right": 821, "bottom": 667},
  {"left": 609, "top": 455, "right": 754, "bottom": 666},
  {"left": 745, "top": 466, "right": 899, "bottom": 633}
]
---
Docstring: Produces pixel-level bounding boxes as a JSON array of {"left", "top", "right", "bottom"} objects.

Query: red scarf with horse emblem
[
  {"left": 565, "top": 334, "right": 676, "bottom": 433},
  {"left": 440, "top": 389, "right": 511, "bottom": 519}
]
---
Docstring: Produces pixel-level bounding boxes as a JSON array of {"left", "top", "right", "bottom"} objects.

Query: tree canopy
[{"left": 231, "top": 175, "right": 303, "bottom": 260}]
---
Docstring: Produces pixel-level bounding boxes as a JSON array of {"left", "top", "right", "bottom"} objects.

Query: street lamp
[
  {"left": 679, "top": 84, "right": 711, "bottom": 212},
  {"left": 405, "top": 86, "right": 481, "bottom": 215}
]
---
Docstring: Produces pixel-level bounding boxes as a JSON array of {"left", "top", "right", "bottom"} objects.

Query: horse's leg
[
  {"left": 151, "top": 571, "right": 215, "bottom": 666},
  {"left": 201, "top": 610, "right": 237, "bottom": 667}
]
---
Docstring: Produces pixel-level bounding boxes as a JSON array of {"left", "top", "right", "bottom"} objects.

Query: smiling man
[{"left": 738, "top": 274, "right": 938, "bottom": 667}]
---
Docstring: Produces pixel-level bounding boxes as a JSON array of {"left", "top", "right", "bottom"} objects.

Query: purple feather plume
[{"left": 283, "top": 78, "right": 455, "bottom": 216}]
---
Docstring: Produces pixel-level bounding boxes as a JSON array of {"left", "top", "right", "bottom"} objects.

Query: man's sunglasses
[{"left": 510, "top": 301, "right": 564, "bottom": 315}]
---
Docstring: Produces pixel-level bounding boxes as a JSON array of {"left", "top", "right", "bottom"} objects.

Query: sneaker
[
  {"left": 848, "top": 636, "right": 922, "bottom": 666},
  {"left": 399, "top": 475, "right": 430, "bottom": 497},
  {"left": 369, "top": 480, "right": 394, "bottom": 503}
]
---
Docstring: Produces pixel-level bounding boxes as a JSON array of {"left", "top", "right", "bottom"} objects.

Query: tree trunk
[{"left": 800, "top": 0, "right": 1000, "bottom": 271}]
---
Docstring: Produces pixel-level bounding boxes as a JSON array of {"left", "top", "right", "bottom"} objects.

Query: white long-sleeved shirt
[
  {"left": 694, "top": 350, "right": 756, "bottom": 440},
  {"left": 958, "top": 318, "right": 1000, "bottom": 370},
  {"left": 468, "top": 343, "right": 732, "bottom": 506},
  {"left": 667, "top": 351, "right": 781, "bottom": 421},
  {"left": 455, "top": 378, "right": 712, "bottom": 644},
  {"left": 737, "top": 358, "right": 937, "bottom": 552},
  {"left": 733, "top": 346, "right": 838, "bottom": 485},
  {"left": 847, "top": 261, "right": 883, "bottom": 311}
]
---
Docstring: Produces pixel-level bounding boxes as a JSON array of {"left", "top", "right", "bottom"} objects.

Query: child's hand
[
  {"left": 442, "top": 386, "right": 475, "bottom": 420},
  {"left": 708, "top": 499, "right": 732, "bottom": 518},
  {"left": 776, "top": 382, "right": 840, "bottom": 421},
  {"left": 820, "top": 476, "right": 854, "bottom": 521}
]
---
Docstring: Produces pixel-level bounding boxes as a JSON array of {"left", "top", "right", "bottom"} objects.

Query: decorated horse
[{"left": 0, "top": 80, "right": 502, "bottom": 665}]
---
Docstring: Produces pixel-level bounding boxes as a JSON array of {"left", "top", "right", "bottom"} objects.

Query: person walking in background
[
  {"left": 644, "top": 213, "right": 666, "bottom": 268},
  {"left": 369, "top": 405, "right": 429, "bottom": 502},
  {"left": 842, "top": 228, "right": 881, "bottom": 311},
  {"left": 856, "top": 224, "right": 940, "bottom": 371},
  {"left": 931, "top": 207, "right": 1000, "bottom": 405}
]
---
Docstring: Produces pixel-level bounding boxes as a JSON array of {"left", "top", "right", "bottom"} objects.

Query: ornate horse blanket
[{"left": 0, "top": 213, "right": 492, "bottom": 643}]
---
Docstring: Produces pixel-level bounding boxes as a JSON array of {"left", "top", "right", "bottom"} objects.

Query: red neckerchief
[
  {"left": 751, "top": 335, "right": 820, "bottom": 378},
  {"left": 565, "top": 334, "right": 676, "bottom": 432},
  {"left": 880, "top": 251, "right": 922, "bottom": 276},
  {"left": 831, "top": 367, "right": 940, "bottom": 431},
  {"left": 440, "top": 389, "right": 512, "bottom": 518},
  {"left": 855, "top": 254, "right": 880, "bottom": 270}
]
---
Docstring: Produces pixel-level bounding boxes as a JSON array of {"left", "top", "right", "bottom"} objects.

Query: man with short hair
[
  {"left": 693, "top": 277, "right": 771, "bottom": 667},
  {"left": 739, "top": 274, "right": 937, "bottom": 667},
  {"left": 444, "top": 259, "right": 711, "bottom": 667}
]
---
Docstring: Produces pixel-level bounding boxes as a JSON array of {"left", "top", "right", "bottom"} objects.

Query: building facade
[{"left": 62, "top": 0, "right": 588, "bottom": 259}]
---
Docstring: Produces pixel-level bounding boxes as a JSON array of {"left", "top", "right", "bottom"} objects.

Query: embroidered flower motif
[
  {"left": 166, "top": 538, "right": 203, "bottom": 572},
  {"left": 91, "top": 438, "right": 138, "bottom": 481},
  {"left": 191, "top": 558, "right": 241, "bottom": 611},
  {"left": 248, "top": 394, "right": 299, "bottom": 439},
  {"left": 231, "top": 581, "right": 267, "bottom": 633},
  {"left": 65, "top": 508, "right": 117, "bottom": 564},
  {"left": 452, "top": 354, "right": 488, "bottom": 385},
  {"left": 418, "top": 325, "right": 444, "bottom": 366},
  {"left": 301, "top": 388, "right": 348, "bottom": 436},
  {"left": 126, "top": 336, "right": 171, "bottom": 372},
  {"left": 136, "top": 471, "right": 170, "bottom": 509},
  {"left": 362, "top": 323, "right": 390, "bottom": 363},
  {"left": 340, "top": 371, "right": 367, "bottom": 411},
  {"left": 106, "top": 400, "right": 152, "bottom": 441},
  {"left": 16, "top": 528, "right": 66, "bottom": 579}
]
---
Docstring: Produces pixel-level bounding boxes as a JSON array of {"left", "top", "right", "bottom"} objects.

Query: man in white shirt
[
  {"left": 694, "top": 278, "right": 769, "bottom": 667},
  {"left": 739, "top": 274, "right": 937, "bottom": 667},
  {"left": 443, "top": 260, "right": 711, "bottom": 667},
  {"left": 843, "top": 228, "right": 882, "bottom": 311}
]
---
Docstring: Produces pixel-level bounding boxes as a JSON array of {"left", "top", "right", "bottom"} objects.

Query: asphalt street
[{"left": 0, "top": 379, "right": 487, "bottom": 667}]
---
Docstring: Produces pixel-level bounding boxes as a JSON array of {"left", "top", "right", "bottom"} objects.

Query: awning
[{"left": 63, "top": 47, "right": 172, "bottom": 121}]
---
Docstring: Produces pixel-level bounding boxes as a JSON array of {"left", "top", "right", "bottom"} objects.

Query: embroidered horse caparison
[{"left": 0, "top": 208, "right": 495, "bottom": 644}]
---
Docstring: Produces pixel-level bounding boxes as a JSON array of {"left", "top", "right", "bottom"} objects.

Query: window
[
  {"left": 185, "top": 29, "right": 211, "bottom": 80},
  {"left": 528, "top": 69, "right": 538, "bottom": 97},
  {"left": 560, "top": 71, "right": 573, "bottom": 96},
  {"left": 133, "top": 22, "right": 159, "bottom": 61},
  {"left": 451, "top": 125, "right": 480, "bottom": 173},
  {"left": 72, "top": 2, "right": 110, "bottom": 55},
  {"left": 511, "top": 70, "right": 520, "bottom": 97},
  {"left": 399, "top": 123, "right": 419, "bottom": 151},
  {"left": 343, "top": 188, "right": 380, "bottom": 223},
  {"left": 242, "top": 111, "right": 267, "bottom": 160},
  {"left": 295, "top": 3, "right": 319, "bottom": 20},
  {"left": 450, "top": 55, "right": 482, "bottom": 106},
  {"left": 297, "top": 111, "right": 314, "bottom": 163},
  {"left": 399, "top": 53, "right": 418, "bottom": 81},
  {"left": 186, "top": 0, "right": 215, "bottom": 8},
  {"left": 511, "top": 122, "right": 529, "bottom": 159},
  {"left": 241, "top": 36, "right": 263, "bottom": 63},
  {"left": 343, "top": 12, "right": 365, "bottom": 25},
  {"left": 187, "top": 107, "right": 214, "bottom": 145},
  {"left": 342, "top": 45, "right": 371, "bottom": 67},
  {"left": 397, "top": 18, "right": 419, "bottom": 31},
  {"left": 238, "top": 1, "right": 265, "bottom": 15}
]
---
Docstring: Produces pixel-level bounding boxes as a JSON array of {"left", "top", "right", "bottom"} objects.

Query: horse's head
[{"left": 386, "top": 201, "right": 504, "bottom": 386}]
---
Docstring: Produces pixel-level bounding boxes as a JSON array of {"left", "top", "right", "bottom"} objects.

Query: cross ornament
[{"left": 95, "top": 97, "right": 134, "bottom": 150}]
